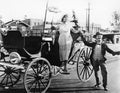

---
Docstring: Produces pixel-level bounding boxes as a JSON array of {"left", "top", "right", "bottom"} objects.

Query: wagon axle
[
  {"left": 83, "top": 61, "right": 90, "bottom": 66},
  {"left": 4, "top": 67, "right": 13, "bottom": 75},
  {"left": 34, "top": 74, "right": 44, "bottom": 80}
]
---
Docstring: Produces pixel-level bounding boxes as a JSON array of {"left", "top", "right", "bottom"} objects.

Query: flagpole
[{"left": 43, "top": 0, "right": 49, "bottom": 34}]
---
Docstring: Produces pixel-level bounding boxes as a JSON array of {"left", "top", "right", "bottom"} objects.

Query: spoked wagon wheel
[
  {"left": 77, "top": 46, "right": 93, "bottom": 82},
  {"left": 0, "top": 65, "right": 21, "bottom": 88},
  {"left": 24, "top": 57, "right": 52, "bottom": 93}
]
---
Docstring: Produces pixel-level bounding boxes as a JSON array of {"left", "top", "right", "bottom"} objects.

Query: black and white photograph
[{"left": 0, "top": 0, "right": 120, "bottom": 93}]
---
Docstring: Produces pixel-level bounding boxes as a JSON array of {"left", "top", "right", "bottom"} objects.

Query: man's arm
[
  {"left": 105, "top": 44, "right": 119, "bottom": 56},
  {"left": 80, "top": 32, "right": 94, "bottom": 47},
  {"left": 116, "top": 51, "right": 120, "bottom": 55}
]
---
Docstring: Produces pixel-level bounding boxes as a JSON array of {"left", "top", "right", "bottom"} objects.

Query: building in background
[
  {"left": 23, "top": 18, "right": 43, "bottom": 36},
  {"left": 3, "top": 20, "right": 30, "bottom": 36}
]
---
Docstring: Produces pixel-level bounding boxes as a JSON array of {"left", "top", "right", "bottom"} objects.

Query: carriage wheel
[
  {"left": 24, "top": 58, "right": 52, "bottom": 93},
  {"left": 77, "top": 47, "right": 93, "bottom": 82},
  {"left": 0, "top": 65, "right": 21, "bottom": 88}
]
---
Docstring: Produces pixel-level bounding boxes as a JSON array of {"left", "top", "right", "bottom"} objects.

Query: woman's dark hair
[{"left": 61, "top": 14, "right": 68, "bottom": 22}]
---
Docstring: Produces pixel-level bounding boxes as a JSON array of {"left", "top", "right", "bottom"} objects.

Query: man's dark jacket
[{"left": 81, "top": 35, "right": 116, "bottom": 63}]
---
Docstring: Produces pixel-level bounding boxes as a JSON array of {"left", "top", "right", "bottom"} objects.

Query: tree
[{"left": 111, "top": 11, "right": 120, "bottom": 26}]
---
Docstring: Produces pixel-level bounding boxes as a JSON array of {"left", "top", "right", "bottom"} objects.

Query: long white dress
[{"left": 58, "top": 22, "right": 73, "bottom": 61}]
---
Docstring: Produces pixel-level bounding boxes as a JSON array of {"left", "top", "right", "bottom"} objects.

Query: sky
[{"left": 0, "top": 0, "right": 120, "bottom": 28}]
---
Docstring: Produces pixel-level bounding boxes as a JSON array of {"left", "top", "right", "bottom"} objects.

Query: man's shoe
[
  {"left": 94, "top": 82, "right": 101, "bottom": 87},
  {"left": 103, "top": 87, "right": 108, "bottom": 91}
]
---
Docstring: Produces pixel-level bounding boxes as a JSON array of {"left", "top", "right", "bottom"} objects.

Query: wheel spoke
[
  {"left": 31, "top": 66, "right": 37, "bottom": 75},
  {"left": 85, "top": 67, "right": 89, "bottom": 80},
  {"left": 1, "top": 74, "right": 7, "bottom": 84},
  {"left": 82, "top": 67, "right": 86, "bottom": 79},
  {"left": 1, "top": 66, "right": 6, "bottom": 69},
  {"left": 81, "top": 56, "right": 85, "bottom": 61},
  {"left": 80, "top": 50, "right": 85, "bottom": 58},
  {"left": 88, "top": 66, "right": 92, "bottom": 72},
  {"left": 84, "top": 67, "right": 87, "bottom": 80},
  {"left": 27, "top": 73, "right": 35, "bottom": 77},
  {"left": 86, "top": 48, "right": 88, "bottom": 58},
  {"left": 5, "top": 75, "right": 9, "bottom": 86},
  {"left": 79, "top": 67, "right": 84, "bottom": 77},
  {"left": 26, "top": 79, "right": 35, "bottom": 85},
  {"left": 9, "top": 75, "right": 14, "bottom": 85},
  {"left": 36, "top": 62, "right": 39, "bottom": 74},
  {"left": 28, "top": 80, "right": 36, "bottom": 91},
  {"left": 88, "top": 49, "right": 92, "bottom": 58},
  {"left": 33, "top": 81, "right": 37, "bottom": 93},
  {"left": 84, "top": 67, "right": 88, "bottom": 80},
  {"left": 39, "top": 79, "right": 47, "bottom": 89},
  {"left": 83, "top": 50, "right": 86, "bottom": 58},
  {"left": 11, "top": 73, "right": 18, "bottom": 80},
  {"left": 26, "top": 77, "right": 34, "bottom": 81},
  {"left": 41, "top": 61, "right": 45, "bottom": 70},
  {"left": 38, "top": 80, "right": 41, "bottom": 92},
  {"left": 87, "top": 66, "right": 93, "bottom": 75},
  {"left": 86, "top": 67, "right": 90, "bottom": 78},
  {"left": 0, "top": 70, "right": 5, "bottom": 72},
  {"left": 40, "top": 65, "right": 48, "bottom": 73},
  {"left": 11, "top": 69, "right": 20, "bottom": 74},
  {"left": 79, "top": 48, "right": 84, "bottom": 55},
  {"left": 0, "top": 73, "right": 5, "bottom": 77}
]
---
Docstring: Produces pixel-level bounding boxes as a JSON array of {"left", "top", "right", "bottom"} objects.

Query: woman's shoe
[
  {"left": 69, "top": 61, "right": 74, "bottom": 65},
  {"left": 60, "top": 69, "right": 70, "bottom": 75}
]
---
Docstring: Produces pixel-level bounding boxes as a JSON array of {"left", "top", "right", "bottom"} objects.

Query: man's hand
[{"left": 115, "top": 51, "right": 120, "bottom": 55}]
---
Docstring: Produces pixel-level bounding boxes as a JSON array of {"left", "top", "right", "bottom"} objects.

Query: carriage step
[{"left": 0, "top": 62, "right": 24, "bottom": 69}]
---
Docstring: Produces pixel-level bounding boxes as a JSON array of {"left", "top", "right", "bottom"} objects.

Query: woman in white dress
[{"left": 57, "top": 14, "right": 73, "bottom": 74}]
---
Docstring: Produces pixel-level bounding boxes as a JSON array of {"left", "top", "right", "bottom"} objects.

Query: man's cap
[
  {"left": 73, "top": 25, "right": 80, "bottom": 29},
  {"left": 93, "top": 32, "right": 102, "bottom": 38},
  {"left": 71, "top": 19, "right": 78, "bottom": 23}
]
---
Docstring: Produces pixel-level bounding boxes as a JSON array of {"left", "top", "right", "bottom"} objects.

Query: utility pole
[
  {"left": 87, "top": 3, "right": 90, "bottom": 33},
  {"left": 86, "top": 3, "right": 91, "bottom": 41},
  {"left": 86, "top": 8, "right": 88, "bottom": 32},
  {"left": 43, "top": 0, "right": 49, "bottom": 34},
  {"left": 86, "top": 3, "right": 91, "bottom": 33}
]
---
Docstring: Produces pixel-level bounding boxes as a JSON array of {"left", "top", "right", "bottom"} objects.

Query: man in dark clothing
[
  {"left": 69, "top": 25, "right": 81, "bottom": 60},
  {"left": 80, "top": 32, "right": 120, "bottom": 91}
]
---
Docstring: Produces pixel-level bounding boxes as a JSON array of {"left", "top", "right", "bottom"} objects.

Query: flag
[{"left": 48, "top": 7, "right": 61, "bottom": 13}]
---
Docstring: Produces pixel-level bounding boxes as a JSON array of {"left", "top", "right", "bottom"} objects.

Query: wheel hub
[
  {"left": 83, "top": 61, "right": 90, "bottom": 66},
  {"left": 4, "top": 68, "right": 12, "bottom": 75},
  {"left": 34, "top": 74, "right": 44, "bottom": 80}
]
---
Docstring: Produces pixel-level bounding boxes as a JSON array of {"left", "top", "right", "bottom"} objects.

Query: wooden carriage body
[
  {"left": 2, "top": 30, "right": 60, "bottom": 66},
  {"left": 3, "top": 30, "right": 42, "bottom": 57}
]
